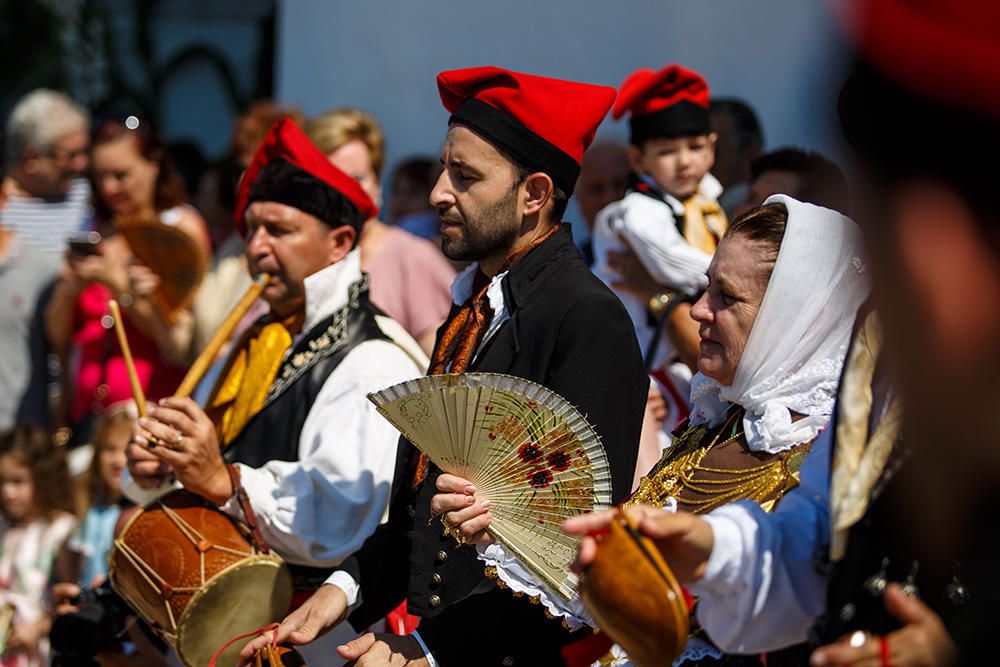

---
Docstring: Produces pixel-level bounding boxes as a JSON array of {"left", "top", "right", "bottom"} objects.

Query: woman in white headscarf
[
  {"left": 607, "top": 194, "right": 868, "bottom": 664},
  {"left": 630, "top": 194, "right": 867, "bottom": 514},
  {"left": 432, "top": 194, "right": 869, "bottom": 665}
]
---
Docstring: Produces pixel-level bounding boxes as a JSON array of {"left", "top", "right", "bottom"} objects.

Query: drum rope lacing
[
  {"left": 112, "top": 498, "right": 257, "bottom": 632},
  {"left": 208, "top": 622, "right": 280, "bottom": 667}
]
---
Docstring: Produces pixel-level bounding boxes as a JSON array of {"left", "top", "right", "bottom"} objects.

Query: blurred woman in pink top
[
  {"left": 45, "top": 116, "right": 211, "bottom": 443},
  {"left": 305, "top": 108, "right": 454, "bottom": 356}
]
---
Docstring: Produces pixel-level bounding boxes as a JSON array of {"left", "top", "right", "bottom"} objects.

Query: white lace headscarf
[{"left": 688, "top": 194, "right": 869, "bottom": 453}]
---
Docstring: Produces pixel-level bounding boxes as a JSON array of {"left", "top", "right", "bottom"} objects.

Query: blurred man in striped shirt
[{"left": 1, "top": 89, "right": 91, "bottom": 256}]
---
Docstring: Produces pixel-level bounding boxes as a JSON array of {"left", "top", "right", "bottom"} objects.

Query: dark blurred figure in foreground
[
  {"left": 710, "top": 98, "right": 764, "bottom": 218},
  {"left": 819, "top": 0, "right": 1000, "bottom": 662}
]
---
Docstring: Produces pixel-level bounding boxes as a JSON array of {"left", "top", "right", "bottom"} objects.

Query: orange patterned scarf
[{"left": 412, "top": 223, "right": 562, "bottom": 486}]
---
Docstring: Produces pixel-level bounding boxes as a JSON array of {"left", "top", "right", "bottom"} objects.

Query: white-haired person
[{"left": 0, "top": 89, "right": 91, "bottom": 256}]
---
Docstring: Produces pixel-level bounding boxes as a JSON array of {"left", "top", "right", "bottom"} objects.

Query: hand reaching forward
[
  {"left": 809, "top": 583, "right": 957, "bottom": 667},
  {"left": 337, "top": 632, "right": 429, "bottom": 666},
  {"left": 563, "top": 504, "right": 715, "bottom": 584},
  {"left": 238, "top": 584, "right": 348, "bottom": 663}
]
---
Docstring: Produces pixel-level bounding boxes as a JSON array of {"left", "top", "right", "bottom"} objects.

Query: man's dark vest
[
  {"left": 222, "top": 275, "right": 388, "bottom": 588},
  {"left": 224, "top": 274, "right": 387, "bottom": 467}
]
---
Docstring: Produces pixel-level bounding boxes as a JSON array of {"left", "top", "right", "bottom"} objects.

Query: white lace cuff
[
  {"left": 595, "top": 637, "right": 723, "bottom": 667},
  {"left": 674, "top": 636, "right": 724, "bottom": 664},
  {"left": 476, "top": 542, "right": 593, "bottom": 630}
]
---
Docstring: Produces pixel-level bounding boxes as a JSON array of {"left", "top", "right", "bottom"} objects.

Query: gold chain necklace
[{"left": 628, "top": 406, "right": 803, "bottom": 513}]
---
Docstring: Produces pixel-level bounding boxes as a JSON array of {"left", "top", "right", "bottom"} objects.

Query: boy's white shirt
[{"left": 591, "top": 172, "right": 720, "bottom": 366}]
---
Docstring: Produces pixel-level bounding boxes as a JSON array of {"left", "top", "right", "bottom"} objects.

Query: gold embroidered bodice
[{"left": 629, "top": 407, "right": 810, "bottom": 514}]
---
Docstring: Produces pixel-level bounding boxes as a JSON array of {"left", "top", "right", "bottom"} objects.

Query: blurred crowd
[
  {"left": 1, "top": 2, "right": 996, "bottom": 661},
  {"left": 0, "top": 79, "right": 847, "bottom": 663},
  {"left": 0, "top": 90, "right": 463, "bottom": 664}
]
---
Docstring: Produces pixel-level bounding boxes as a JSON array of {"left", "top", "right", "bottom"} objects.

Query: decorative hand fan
[
  {"left": 114, "top": 210, "right": 208, "bottom": 323},
  {"left": 368, "top": 373, "right": 612, "bottom": 600}
]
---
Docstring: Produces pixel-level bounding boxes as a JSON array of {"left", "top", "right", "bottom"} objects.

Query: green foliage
[{"left": 0, "top": 1, "right": 68, "bottom": 117}]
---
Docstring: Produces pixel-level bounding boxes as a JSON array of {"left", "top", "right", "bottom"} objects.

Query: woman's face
[
  {"left": 327, "top": 139, "right": 381, "bottom": 210},
  {"left": 0, "top": 454, "right": 36, "bottom": 524},
  {"left": 97, "top": 423, "right": 130, "bottom": 499},
  {"left": 690, "top": 234, "right": 774, "bottom": 385},
  {"left": 92, "top": 134, "right": 160, "bottom": 216}
]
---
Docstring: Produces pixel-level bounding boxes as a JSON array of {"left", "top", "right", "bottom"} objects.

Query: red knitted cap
[
  {"left": 234, "top": 118, "right": 378, "bottom": 236},
  {"left": 437, "top": 66, "right": 616, "bottom": 193}
]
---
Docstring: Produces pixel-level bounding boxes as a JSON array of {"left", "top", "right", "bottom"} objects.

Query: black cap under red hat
[
  {"left": 612, "top": 65, "right": 712, "bottom": 144},
  {"left": 437, "top": 67, "right": 617, "bottom": 195},
  {"left": 234, "top": 118, "right": 378, "bottom": 237}
]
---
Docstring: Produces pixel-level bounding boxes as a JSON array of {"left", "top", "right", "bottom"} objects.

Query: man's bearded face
[{"left": 432, "top": 125, "right": 523, "bottom": 264}]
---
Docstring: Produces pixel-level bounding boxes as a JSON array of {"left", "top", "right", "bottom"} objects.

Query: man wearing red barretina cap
[
  {"left": 126, "top": 119, "right": 425, "bottom": 662},
  {"left": 259, "top": 67, "right": 649, "bottom": 666}
]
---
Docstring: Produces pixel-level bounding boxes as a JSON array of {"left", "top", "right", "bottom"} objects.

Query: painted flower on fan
[
  {"left": 541, "top": 425, "right": 573, "bottom": 448},
  {"left": 484, "top": 404, "right": 494, "bottom": 412},
  {"left": 547, "top": 450, "right": 572, "bottom": 471},
  {"left": 487, "top": 431, "right": 497, "bottom": 440},
  {"left": 527, "top": 467, "right": 553, "bottom": 489},
  {"left": 528, "top": 399, "right": 538, "bottom": 410},
  {"left": 494, "top": 415, "right": 525, "bottom": 438},
  {"left": 518, "top": 442, "right": 543, "bottom": 463}
]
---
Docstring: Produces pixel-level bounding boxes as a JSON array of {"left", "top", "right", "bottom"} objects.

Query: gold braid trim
[{"left": 629, "top": 406, "right": 808, "bottom": 515}]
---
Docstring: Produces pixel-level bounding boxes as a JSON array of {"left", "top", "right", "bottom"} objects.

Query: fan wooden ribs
[{"left": 369, "top": 373, "right": 612, "bottom": 600}]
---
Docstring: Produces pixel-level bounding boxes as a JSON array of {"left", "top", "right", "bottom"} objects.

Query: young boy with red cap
[{"left": 593, "top": 64, "right": 727, "bottom": 419}]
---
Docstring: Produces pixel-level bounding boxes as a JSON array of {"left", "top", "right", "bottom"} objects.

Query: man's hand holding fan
[
  {"left": 371, "top": 374, "right": 693, "bottom": 666},
  {"left": 369, "top": 372, "right": 613, "bottom": 600},
  {"left": 431, "top": 473, "right": 495, "bottom": 546}
]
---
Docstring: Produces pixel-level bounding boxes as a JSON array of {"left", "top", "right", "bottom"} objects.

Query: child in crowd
[
  {"left": 593, "top": 64, "right": 727, "bottom": 425},
  {"left": 66, "top": 403, "right": 132, "bottom": 588},
  {"left": 0, "top": 427, "right": 76, "bottom": 667}
]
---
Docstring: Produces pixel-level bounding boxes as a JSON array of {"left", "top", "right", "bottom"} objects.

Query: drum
[{"left": 109, "top": 490, "right": 292, "bottom": 667}]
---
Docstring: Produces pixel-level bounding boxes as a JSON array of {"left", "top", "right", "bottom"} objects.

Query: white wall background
[{"left": 276, "top": 0, "right": 852, "bottom": 227}]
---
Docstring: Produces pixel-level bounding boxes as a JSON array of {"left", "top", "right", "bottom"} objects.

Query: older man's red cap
[
  {"left": 234, "top": 118, "right": 377, "bottom": 236},
  {"left": 437, "top": 66, "right": 616, "bottom": 194},
  {"left": 612, "top": 65, "right": 712, "bottom": 144}
]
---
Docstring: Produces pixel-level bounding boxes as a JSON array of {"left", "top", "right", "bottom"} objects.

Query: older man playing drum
[{"left": 126, "top": 119, "right": 424, "bottom": 663}]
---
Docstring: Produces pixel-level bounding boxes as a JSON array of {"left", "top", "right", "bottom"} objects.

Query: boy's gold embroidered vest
[{"left": 682, "top": 191, "right": 728, "bottom": 255}]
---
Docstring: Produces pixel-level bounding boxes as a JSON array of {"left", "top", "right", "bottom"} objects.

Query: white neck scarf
[{"left": 689, "top": 195, "right": 869, "bottom": 453}]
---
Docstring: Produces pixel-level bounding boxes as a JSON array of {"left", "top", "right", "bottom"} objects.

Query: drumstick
[
  {"left": 108, "top": 299, "right": 148, "bottom": 417},
  {"left": 175, "top": 272, "right": 271, "bottom": 398}
]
